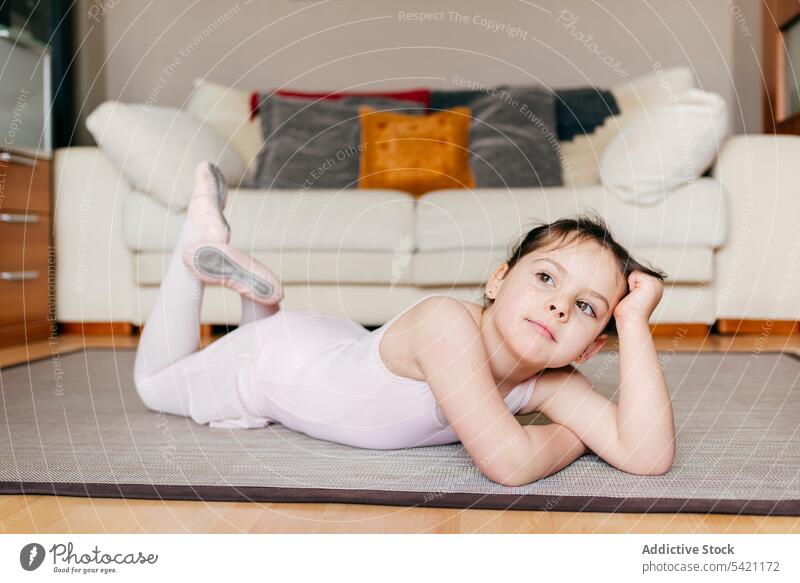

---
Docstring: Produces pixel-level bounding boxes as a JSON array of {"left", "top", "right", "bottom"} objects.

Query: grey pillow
[
  {"left": 467, "top": 86, "right": 563, "bottom": 188},
  {"left": 251, "top": 95, "right": 424, "bottom": 190}
]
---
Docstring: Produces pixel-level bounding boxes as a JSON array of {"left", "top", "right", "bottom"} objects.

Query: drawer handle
[
  {"left": 0, "top": 271, "right": 40, "bottom": 281},
  {"left": 0, "top": 212, "right": 40, "bottom": 224},
  {"left": 0, "top": 152, "right": 37, "bottom": 167}
]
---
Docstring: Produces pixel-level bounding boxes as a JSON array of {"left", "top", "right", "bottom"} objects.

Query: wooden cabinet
[
  {"left": 0, "top": 151, "right": 53, "bottom": 347},
  {"left": 763, "top": 0, "right": 800, "bottom": 133}
]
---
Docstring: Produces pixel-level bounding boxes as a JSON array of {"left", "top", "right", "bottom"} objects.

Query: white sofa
[
  {"left": 52, "top": 67, "right": 800, "bottom": 329},
  {"left": 51, "top": 134, "right": 800, "bottom": 329}
]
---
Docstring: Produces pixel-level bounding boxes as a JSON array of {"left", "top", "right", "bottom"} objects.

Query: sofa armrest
[
  {"left": 713, "top": 135, "right": 800, "bottom": 321},
  {"left": 54, "top": 146, "right": 136, "bottom": 323}
]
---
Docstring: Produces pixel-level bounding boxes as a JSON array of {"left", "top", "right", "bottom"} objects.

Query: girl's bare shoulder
[
  {"left": 379, "top": 296, "right": 483, "bottom": 381},
  {"left": 400, "top": 295, "right": 483, "bottom": 335}
]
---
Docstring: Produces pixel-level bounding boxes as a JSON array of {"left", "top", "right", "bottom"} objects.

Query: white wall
[
  {"left": 731, "top": 0, "right": 763, "bottom": 134},
  {"left": 73, "top": 0, "right": 763, "bottom": 142}
]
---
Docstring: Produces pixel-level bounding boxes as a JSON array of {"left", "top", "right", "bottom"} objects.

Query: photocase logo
[
  {"left": 20, "top": 543, "right": 46, "bottom": 571},
  {"left": 17, "top": 541, "right": 158, "bottom": 574}
]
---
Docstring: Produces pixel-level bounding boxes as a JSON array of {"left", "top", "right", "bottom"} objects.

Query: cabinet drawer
[
  {"left": 0, "top": 214, "right": 50, "bottom": 271},
  {"left": 0, "top": 215, "right": 51, "bottom": 326},
  {"left": 0, "top": 152, "right": 50, "bottom": 213},
  {"left": 0, "top": 263, "right": 50, "bottom": 326}
]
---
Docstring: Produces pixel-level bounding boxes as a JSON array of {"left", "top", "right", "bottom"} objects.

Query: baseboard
[
  {"left": 649, "top": 323, "right": 710, "bottom": 338},
  {"left": 59, "top": 321, "right": 133, "bottom": 336},
  {"left": 59, "top": 321, "right": 214, "bottom": 339},
  {"left": 716, "top": 319, "right": 799, "bottom": 335}
]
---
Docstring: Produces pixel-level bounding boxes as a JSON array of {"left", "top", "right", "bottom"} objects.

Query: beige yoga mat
[{"left": 0, "top": 348, "right": 798, "bottom": 515}]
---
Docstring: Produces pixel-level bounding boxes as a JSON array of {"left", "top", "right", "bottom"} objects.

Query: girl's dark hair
[{"left": 483, "top": 211, "right": 667, "bottom": 335}]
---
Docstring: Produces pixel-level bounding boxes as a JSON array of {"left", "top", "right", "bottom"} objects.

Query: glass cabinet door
[
  {"left": 782, "top": 20, "right": 800, "bottom": 120},
  {"left": 765, "top": 0, "right": 800, "bottom": 133}
]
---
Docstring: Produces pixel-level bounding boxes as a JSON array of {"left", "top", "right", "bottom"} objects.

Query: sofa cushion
[
  {"left": 554, "top": 88, "right": 620, "bottom": 142},
  {"left": 415, "top": 178, "right": 726, "bottom": 251},
  {"left": 560, "top": 67, "right": 697, "bottom": 187},
  {"left": 85, "top": 101, "right": 247, "bottom": 212},
  {"left": 251, "top": 95, "right": 423, "bottom": 190},
  {"left": 123, "top": 187, "right": 416, "bottom": 252},
  {"left": 432, "top": 86, "right": 618, "bottom": 143},
  {"left": 467, "top": 85, "right": 563, "bottom": 188},
  {"left": 429, "top": 85, "right": 563, "bottom": 188},
  {"left": 185, "top": 78, "right": 264, "bottom": 180},
  {"left": 412, "top": 247, "right": 713, "bottom": 286},
  {"left": 600, "top": 89, "right": 729, "bottom": 203},
  {"left": 358, "top": 106, "right": 475, "bottom": 196}
]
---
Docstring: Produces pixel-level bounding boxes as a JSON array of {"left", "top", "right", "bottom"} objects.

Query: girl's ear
[
  {"left": 493, "top": 262, "right": 509, "bottom": 281},
  {"left": 579, "top": 333, "right": 608, "bottom": 362},
  {"left": 485, "top": 262, "right": 509, "bottom": 298}
]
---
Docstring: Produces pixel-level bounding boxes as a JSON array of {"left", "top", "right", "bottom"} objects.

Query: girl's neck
[{"left": 478, "top": 304, "right": 544, "bottom": 396}]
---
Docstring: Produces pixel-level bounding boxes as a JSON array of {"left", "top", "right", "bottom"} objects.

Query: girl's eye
[
  {"left": 577, "top": 300, "right": 596, "bottom": 318},
  {"left": 537, "top": 272, "right": 596, "bottom": 318}
]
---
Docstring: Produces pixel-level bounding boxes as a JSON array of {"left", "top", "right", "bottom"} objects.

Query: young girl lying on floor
[{"left": 134, "top": 162, "right": 675, "bottom": 487}]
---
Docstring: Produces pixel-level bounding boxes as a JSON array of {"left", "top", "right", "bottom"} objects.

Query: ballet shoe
[
  {"left": 187, "top": 161, "right": 230, "bottom": 243},
  {"left": 183, "top": 241, "right": 283, "bottom": 305}
]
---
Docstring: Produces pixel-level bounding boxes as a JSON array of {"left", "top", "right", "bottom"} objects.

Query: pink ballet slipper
[
  {"left": 183, "top": 241, "right": 283, "bottom": 305},
  {"left": 187, "top": 161, "right": 230, "bottom": 243}
]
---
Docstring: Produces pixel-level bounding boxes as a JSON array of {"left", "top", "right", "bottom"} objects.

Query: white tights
[{"left": 132, "top": 219, "right": 279, "bottom": 418}]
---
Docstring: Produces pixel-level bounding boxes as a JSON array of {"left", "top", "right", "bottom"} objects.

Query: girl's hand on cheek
[{"left": 613, "top": 270, "right": 664, "bottom": 325}]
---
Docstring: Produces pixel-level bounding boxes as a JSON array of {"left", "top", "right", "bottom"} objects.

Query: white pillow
[
  {"left": 599, "top": 89, "right": 728, "bottom": 204},
  {"left": 185, "top": 78, "right": 263, "bottom": 179},
  {"left": 560, "top": 66, "right": 697, "bottom": 188},
  {"left": 86, "top": 101, "right": 246, "bottom": 212}
]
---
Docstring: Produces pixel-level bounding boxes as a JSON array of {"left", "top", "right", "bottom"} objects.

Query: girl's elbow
[
  {"left": 485, "top": 470, "right": 543, "bottom": 487},
  {"left": 633, "top": 448, "right": 675, "bottom": 476},
  {"left": 653, "top": 440, "right": 677, "bottom": 474},
  {"left": 479, "top": 451, "right": 544, "bottom": 487},
  {"left": 639, "top": 460, "right": 673, "bottom": 476},
  {"left": 652, "top": 451, "right": 676, "bottom": 475}
]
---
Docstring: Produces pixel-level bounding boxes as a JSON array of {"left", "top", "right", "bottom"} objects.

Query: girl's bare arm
[
  {"left": 412, "top": 296, "right": 549, "bottom": 486},
  {"left": 522, "top": 270, "right": 675, "bottom": 476},
  {"left": 521, "top": 362, "right": 674, "bottom": 476},
  {"left": 615, "top": 317, "right": 676, "bottom": 475},
  {"left": 518, "top": 423, "right": 588, "bottom": 480},
  {"left": 611, "top": 269, "right": 675, "bottom": 474}
]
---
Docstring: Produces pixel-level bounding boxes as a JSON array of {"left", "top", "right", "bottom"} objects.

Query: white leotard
[{"left": 202, "top": 293, "right": 539, "bottom": 449}]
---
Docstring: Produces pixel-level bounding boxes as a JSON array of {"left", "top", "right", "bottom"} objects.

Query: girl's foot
[
  {"left": 187, "top": 161, "right": 230, "bottom": 243},
  {"left": 182, "top": 241, "right": 283, "bottom": 305}
]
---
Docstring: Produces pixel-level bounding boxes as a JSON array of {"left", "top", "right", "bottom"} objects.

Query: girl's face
[{"left": 484, "top": 240, "right": 627, "bottom": 369}]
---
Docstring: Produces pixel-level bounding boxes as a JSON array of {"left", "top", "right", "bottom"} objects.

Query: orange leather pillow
[{"left": 357, "top": 106, "right": 475, "bottom": 196}]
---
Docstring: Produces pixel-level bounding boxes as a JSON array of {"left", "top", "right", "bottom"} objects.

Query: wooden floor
[{"left": 1, "top": 330, "right": 799, "bottom": 534}]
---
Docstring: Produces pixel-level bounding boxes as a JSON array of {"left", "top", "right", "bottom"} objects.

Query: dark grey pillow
[
  {"left": 467, "top": 86, "right": 563, "bottom": 188},
  {"left": 251, "top": 95, "right": 424, "bottom": 190}
]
